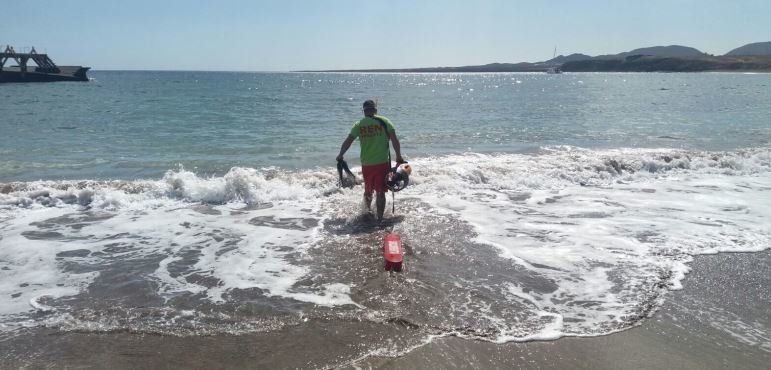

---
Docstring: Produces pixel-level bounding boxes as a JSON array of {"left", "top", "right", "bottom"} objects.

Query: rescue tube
[{"left": 383, "top": 233, "right": 404, "bottom": 272}]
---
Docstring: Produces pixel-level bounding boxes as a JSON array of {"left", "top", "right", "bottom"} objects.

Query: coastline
[
  {"left": 352, "top": 249, "right": 771, "bottom": 369},
  {"left": 297, "top": 69, "right": 771, "bottom": 74},
  {"left": 1, "top": 250, "right": 768, "bottom": 369}
]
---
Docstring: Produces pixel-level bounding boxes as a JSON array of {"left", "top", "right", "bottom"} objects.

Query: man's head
[{"left": 363, "top": 100, "right": 377, "bottom": 117}]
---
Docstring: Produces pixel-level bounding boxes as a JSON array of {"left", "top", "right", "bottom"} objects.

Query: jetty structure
[{"left": 0, "top": 45, "right": 89, "bottom": 83}]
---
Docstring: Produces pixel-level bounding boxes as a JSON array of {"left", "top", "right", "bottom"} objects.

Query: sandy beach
[
  {"left": 354, "top": 250, "right": 771, "bottom": 370},
  {"left": 2, "top": 249, "right": 767, "bottom": 369}
]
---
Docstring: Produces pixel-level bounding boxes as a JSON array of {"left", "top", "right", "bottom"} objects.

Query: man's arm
[
  {"left": 336, "top": 135, "right": 355, "bottom": 162},
  {"left": 389, "top": 130, "right": 405, "bottom": 163}
]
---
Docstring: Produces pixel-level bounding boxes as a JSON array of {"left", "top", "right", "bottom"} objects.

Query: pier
[
  {"left": 1, "top": 46, "right": 60, "bottom": 74},
  {"left": 0, "top": 45, "right": 89, "bottom": 83}
]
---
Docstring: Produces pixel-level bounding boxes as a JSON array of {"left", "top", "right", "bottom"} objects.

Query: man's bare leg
[
  {"left": 363, "top": 192, "right": 373, "bottom": 211},
  {"left": 376, "top": 191, "right": 386, "bottom": 222}
]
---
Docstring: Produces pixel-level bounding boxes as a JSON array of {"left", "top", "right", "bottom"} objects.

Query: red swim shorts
[{"left": 361, "top": 162, "right": 390, "bottom": 193}]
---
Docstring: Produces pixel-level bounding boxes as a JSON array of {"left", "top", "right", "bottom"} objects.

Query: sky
[{"left": 1, "top": 0, "right": 769, "bottom": 71}]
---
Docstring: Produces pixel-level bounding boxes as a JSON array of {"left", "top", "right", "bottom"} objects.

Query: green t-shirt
[{"left": 349, "top": 115, "right": 396, "bottom": 166}]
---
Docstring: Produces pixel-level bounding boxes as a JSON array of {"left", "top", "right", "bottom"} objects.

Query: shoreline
[
  {"left": 351, "top": 249, "right": 771, "bottom": 369},
  {"left": 1, "top": 250, "right": 768, "bottom": 369},
  {"left": 296, "top": 69, "right": 771, "bottom": 73}
]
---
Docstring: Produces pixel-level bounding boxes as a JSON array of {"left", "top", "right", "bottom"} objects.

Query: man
[{"left": 336, "top": 100, "right": 404, "bottom": 222}]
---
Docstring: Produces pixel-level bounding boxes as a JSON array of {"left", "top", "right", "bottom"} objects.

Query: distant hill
[
  {"left": 540, "top": 46, "right": 705, "bottom": 65},
  {"left": 562, "top": 55, "right": 771, "bottom": 72},
  {"left": 621, "top": 45, "right": 706, "bottom": 57},
  {"left": 594, "top": 45, "right": 707, "bottom": 59},
  {"left": 725, "top": 41, "right": 771, "bottom": 56},
  {"left": 542, "top": 53, "right": 592, "bottom": 64},
  {"left": 300, "top": 43, "right": 771, "bottom": 73}
]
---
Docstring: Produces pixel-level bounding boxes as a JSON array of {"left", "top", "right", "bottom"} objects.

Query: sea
[{"left": 1, "top": 71, "right": 770, "bottom": 367}]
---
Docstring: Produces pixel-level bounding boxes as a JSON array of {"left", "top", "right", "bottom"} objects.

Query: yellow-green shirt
[{"left": 349, "top": 115, "right": 395, "bottom": 165}]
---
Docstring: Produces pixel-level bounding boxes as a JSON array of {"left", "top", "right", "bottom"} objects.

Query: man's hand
[
  {"left": 336, "top": 154, "right": 344, "bottom": 162},
  {"left": 395, "top": 155, "right": 406, "bottom": 164}
]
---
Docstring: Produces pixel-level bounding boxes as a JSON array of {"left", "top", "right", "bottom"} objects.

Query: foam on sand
[{"left": 0, "top": 147, "right": 769, "bottom": 342}]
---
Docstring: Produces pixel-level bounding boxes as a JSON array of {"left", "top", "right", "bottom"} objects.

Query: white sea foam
[
  {"left": 0, "top": 166, "right": 343, "bottom": 325},
  {"left": 0, "top": 207, "right": 100, "bottom": 317},
  {"left": 410, "top": 147, "right": 770, "bottom": 339},
  {"left": 0, "top": 148, "right": 769, "bottom": 342}
]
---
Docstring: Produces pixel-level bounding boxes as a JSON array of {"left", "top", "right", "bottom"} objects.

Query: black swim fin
[{"left": 337, "top": 160, "right": 358, "bottom": 188}]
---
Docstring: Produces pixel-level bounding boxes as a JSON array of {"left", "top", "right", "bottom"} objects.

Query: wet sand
[
  {"left": 1, "top": 250, "right": 769, "bottom": 369},
  {"left": 355, "top": 249, "right": 771, "bottom": 370}
]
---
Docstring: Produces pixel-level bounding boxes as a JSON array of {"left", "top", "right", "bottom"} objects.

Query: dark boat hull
[{"left": 0, "top": 66, "right": 90, "bottom": 83}]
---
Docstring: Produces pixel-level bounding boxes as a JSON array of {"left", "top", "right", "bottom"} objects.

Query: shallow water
[
  {"left": 2, "top": 72, "right": 770, "bottom": 181},
  {"left": 1, "top": 72, "right": 770, "bottom": 367}
]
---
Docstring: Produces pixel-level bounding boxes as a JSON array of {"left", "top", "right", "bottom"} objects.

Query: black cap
[{"left": 363, "top": 100, "right": 377, "bottom": 109}]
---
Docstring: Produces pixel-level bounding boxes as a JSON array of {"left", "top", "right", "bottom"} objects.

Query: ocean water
[{"left": 1, "top": 71, "right": 770, "bottom": 366}]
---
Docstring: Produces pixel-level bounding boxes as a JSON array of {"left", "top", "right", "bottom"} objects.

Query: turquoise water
[{"left": 2, "top": 71, "right": 769, "bottom": 181}]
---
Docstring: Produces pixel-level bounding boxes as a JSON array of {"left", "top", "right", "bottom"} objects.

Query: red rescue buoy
[{"left": 383, "top": 233, "right": 404, "bottom": 272}]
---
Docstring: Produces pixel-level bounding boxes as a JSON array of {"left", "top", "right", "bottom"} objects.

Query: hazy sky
[{"left": 2, "top": 0, "right": 769, "bottom": 71}]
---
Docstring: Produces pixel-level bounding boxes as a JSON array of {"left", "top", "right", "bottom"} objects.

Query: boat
[
  {"left": 546, "top": 66, "right": 563, "bottom": 74},
  {"left": 545, "top": 46, "right": 563, "bottom": 74},
  {"left": 0, "top": 45, "right": 89, "bottom": 83}
]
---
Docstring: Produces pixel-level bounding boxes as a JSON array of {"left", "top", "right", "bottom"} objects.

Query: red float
[{"left": 383, "top": 233, "right": 404, "bottom": 272}]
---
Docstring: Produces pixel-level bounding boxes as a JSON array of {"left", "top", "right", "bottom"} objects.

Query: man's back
[{"left": 350, "top": 115, "right": 395, "bottom": 166}]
